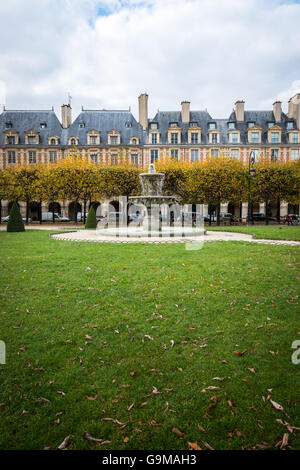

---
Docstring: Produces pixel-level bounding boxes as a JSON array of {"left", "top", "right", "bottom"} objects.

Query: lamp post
[{"left": 247, "top": 150, "right": 256, "bottom": 226}]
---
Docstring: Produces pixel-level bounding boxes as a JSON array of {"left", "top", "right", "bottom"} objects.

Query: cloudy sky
[{"left": 0, "top": 0, "right": 300, "bottom": 122}]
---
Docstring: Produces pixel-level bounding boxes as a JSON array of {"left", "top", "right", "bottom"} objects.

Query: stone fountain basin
[{"left": 96, "top": 226, "right": 206, "bottom": 238}]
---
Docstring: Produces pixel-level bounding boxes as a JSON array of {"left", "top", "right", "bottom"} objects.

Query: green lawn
[
  {"left": 0, "top": 231, "right": 299, "bottom": 450},
  {"left": 207, "top": 225, "right": 300, "bottom": 241}
]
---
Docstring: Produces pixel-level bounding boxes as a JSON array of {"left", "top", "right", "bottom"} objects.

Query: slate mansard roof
[{"left": 0, "top": 105, "right": 298, "bottom": 146}]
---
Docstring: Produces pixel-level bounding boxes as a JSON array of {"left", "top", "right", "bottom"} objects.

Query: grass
[
  {"left": 0, "top": 230, "right": 299, "bottom": 450},
  {"left": 207, "top": 225, "right": 300, "bottom": 241}
]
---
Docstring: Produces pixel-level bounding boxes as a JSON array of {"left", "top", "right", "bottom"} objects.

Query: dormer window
[
  {"left": 268, "top": 122, "right": 275, "bottom": 128},
  {"left": 191, "top": 133, "right": 198, "bottom": 144},
  {"left": 208, "top": 122, "right": 216, "bottom": 130},
  {"left": 228, "top": 122, "right": 235, "bottom": 129},
  {"left": 28, "top": 135, "right": 37, "bottom": 144},
  {"left": 231, "top": 132, "right": 239, "bottom": 144},
  {"left": 90, "top": 136, "right": 97, "bottom": 145},
  {"left": 125, "top": 121, "right": 132, "bottom": 128},
  {"left": 40, "top": 122, "right": 47, "bottom": 129},
  {"left": 271, "top": 132, "right": 279, "bottom": 143},
  {"left": 130, "top": 136, "right": 139, "bottom": 145},
  {"left": 110, "top": 136, "right": 118, "bottom": 145},
  {"left": 170, "top": 133, "right": 178, "bottom": 145},
  {"left": 250, "top": 131, "right": 259, "bottom": 143},
  {"left": 151, "top": 133, "right": 158, "bottom": 144},
  {"left": 287, "top": 121, "right": 294, "bottom": 130},
  {"left": 292, "top": 132, "right": 299, "bottom": 144},
  {"left": 190, "top": 122, "right": 198, "bottom": 127},
  {"left": 69, "top": 137, "right": 77, "bottom": 146},
  {"left": 150, "top": 122, "right": 158, "bottom": 129},
  {"left": 248, "top": 122, "right": 255, "bottom": 128},
  {"left": 108, "top": 130, "right": 120, "bottom": 145},
  {"left": 211, "top": 132, "right": 218, "bottom": 144},
  {"left": 79, "top": 122, "right": 85, "bottom": 128},
  {"left": 50, "top": 138, "right": 56, "bottom": 145},
  {"left": 169, "top": 122, "right": 178, "bottom": 127},
  {"left": 5, "top": 122, "right": 12, "bottom": 129},
  {"left": 132, "top": 138, "right": 137, "bottom": 145},
  {"left": 8, "top": 136, "right": 15, "bottom": 145}
]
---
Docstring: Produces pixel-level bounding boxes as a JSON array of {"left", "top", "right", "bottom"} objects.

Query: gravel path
[{"left": 49, "top": 229, "right": 300, "bottom": 246}]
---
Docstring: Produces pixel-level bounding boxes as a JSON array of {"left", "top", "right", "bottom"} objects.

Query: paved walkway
[{"left": 49, "top": 229, "right": 300, "bottom": 246}]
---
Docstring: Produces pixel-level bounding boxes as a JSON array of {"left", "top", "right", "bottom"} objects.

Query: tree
[
  {"left": 7, "top": 202, "right": 25, "bottom": 232},
  {"left": 85, "top": 205, "right": 97, "bottom": 229}
]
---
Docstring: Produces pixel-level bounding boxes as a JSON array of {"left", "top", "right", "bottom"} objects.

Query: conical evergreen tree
[
  {"left": 85, "top": 205, "right": 97, "bottom": 229},
  {"left": 7, "top": 202, "right": 25, "bottom": 232}
]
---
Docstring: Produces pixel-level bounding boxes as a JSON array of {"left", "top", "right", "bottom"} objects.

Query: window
[
  {"left": 90, "top": 136, "right": 97, "bottom": 145},
  {"left": 70, "top": 138, "right": 76, "bottom": 146},
  {"left": 251, "top": 132, "right": 259, "bottom": 143},
  {"left": 210, "top": 149, "right": 219, "bottom": 157},
  {"left": 170, "top": 149, "right": 179, "bottom": 160},
  {"left": 251, "top": 149, "right": 260, "bottom": 161},
  {"left": 29, "top": 151, "right": 36, "bottom": 163},
  {"left": 170, "top": 133, "right": 178, "bottom": 144},
  {"left": 90, "top": 154, "right": 98, "bottom": 164},
  {"left": 5, "top": 122, "right": 12, "bottom": 129},
  {"left": 50, "top": 138, "right": 57, "bottom": 145},
  {"left": 191, "top": 133, "right": 198, "bottom": 144},
  {"left": 151, "top": 133, "right": 157, "bottom": 144},
  {"left": 110, "top": 136, "right": 118, "bottom": 145},
  {"left": 228, "top": 122, "right": 235, "bottom": 129},
  {"left": 287, "top": 121, "right": 294, "bottom": 130},
  {"left": 190, "top": 122, "right": 198, "bottom": 127},
  {"left": 79, "top": 122, "right": 85, "bottom": 128},
  {"left": 208, "top": 122, "right": 216, "bottom": 130},
  {"left": 49, "top": 151, "right": 57, "bottom": 162},
  {"left": 8, "top": 151, "right": 16, "bottom": 164},
  {"left": 28, "top": 135, "right": 36, "bottom": 144},
  {"left": 110, "top": 154, "right": 118, "bottom": 165},
  {"left": 248, "top": 122, "right": 255, "bottom": 128},
  {"left": 271, "top": 149, "right": 279, "bottom": 161},
  {"left": 231, "top": 133, "right": 239, "bottom": 144},
  {"left": 131, "top": 138, "right": 137, "bottom": 145},
  {"left": 8, "top": 136, "right": 15, "bottom": 145},
  {"left": 131, "top": 154, "right": 138, "bottom": 164},
  {"left": 211, "top": 133, "right": 218, "bottom": 144},
  {"left": 125, "top": 121, "right": 132, "bottom": 128},
  {"left": 150, "top": 149, "right": 158, "bottom": 163},
  {"left": 230, "top": 149, "right": 240, "bottom": 159},
  {"left": 271, "top": 132, "right": 279, "bottom": 143},
  {"left": 169, "top": 122, "right": 178, "bottom": 127},
  {"left": 268, "top": 122, "right": 275, "bottom": 128},
  {"left": 40, "top": 122, "right": 47, "bottom": 129},
  {"left": 292, "top": 133, "right": 298, "bottom": 144},
  {"left": 151, "top": 123, "right": 158, "bottom": 129},
  {"left": 190, "top": 149, "right": 199, "bottom": 162},
  {"left": 291, "top": 149, "right": 299, "bottom": 160}
]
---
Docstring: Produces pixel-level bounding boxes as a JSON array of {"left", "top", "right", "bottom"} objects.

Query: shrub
[
  {"left": 85, "top": 205, "right": 97, "bottom": 229},
  {"left": 7, "top": 202, "right": 25, "bottom": 232}
]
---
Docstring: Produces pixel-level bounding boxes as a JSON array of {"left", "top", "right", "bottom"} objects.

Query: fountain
[{"left": 96, "top": 164, "right": 206, "bottom": 239}]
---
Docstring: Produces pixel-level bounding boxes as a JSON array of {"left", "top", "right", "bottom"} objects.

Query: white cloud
[{"left": 0, "top": 0, "right": 300, "bottom": 121}]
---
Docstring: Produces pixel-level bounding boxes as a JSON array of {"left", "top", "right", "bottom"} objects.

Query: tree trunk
[
  {"left": 74, "top": 201, "right": 78, "bottom": 224},
  {"left": 83, "top": 200, "right": 87, "bottom": 224},
  {"left": 0, "top": 200, "right": 2, "bottom": 224},
  {"left": 39, "top": 200, "right": 42, "bottom": 224},
  {"left": 265, "top": 200, "right": 269, "bottom": 225},
  {"left": 52, "top": 205, "right": 55, "bottom": 223},
  {"left": 216, "top": 200, "right": 221, "bottom": 227},
  {"left": 276, "top": 198, "right": 280, "bottom": 224},
  {"left": 26, "top": 200, "right": 29, "bottom": 224}
]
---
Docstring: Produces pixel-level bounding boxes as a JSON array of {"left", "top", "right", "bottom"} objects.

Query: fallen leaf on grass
[
  {"left": 197, "top": 425, "right": 206, "bottom": 433},
  {"left": 146, "top": 386, "right": 162, "bottom": 397},
  {"left": 57, "top": 435, "right": 70, "bottom": 450},
  {"left": 36, "top": 397, "right": 50, "bottom": 403},
  {"left": 57, "top": 391, "right": 65, "bottom": 396},
  {"left": 203, "top": 441, "right": 214, "bottom": 450},
  {"left": 127, "top": 403, "right": 135, "bottom": 412},
  {"left": 164, "top": 402, "right": 175, "bottom": 413},
  {"left": 188, "top": 442, "right": 202, "bottom": 450},
  {"left": 280, "top": 433, "right": 289, "bottom": 449},
  {"left": 83, "top": 431, "right": 111, "bottom": 446},
  {"left": 85, "top": 395, "right": 98, "bottom": 401},
  {"left": 234, "top": 349, "right": 247, "bottom": 356},
  {"left": 172, "top": 427, "right": 184, "bottom": 437},
  {"left": 102, "top": 418, "right": 128, "bottom": 429},
  {"left": 85, "top": 335, "right": 93, "bottom": 340},
  {"left": 123, "top": 436, "right": 129, "bottom": 443},
  {"left": 270, "top": 400, "right": 284, "bottom": 411}
]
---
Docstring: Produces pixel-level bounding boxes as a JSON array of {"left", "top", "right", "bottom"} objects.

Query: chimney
[
  {"left": 273, "top": 101, "right": 282, "bottom": 122},
  {"left": 138, "top": 93, "right": 148, "bottom": 130},
  {"left": 61, "top": 104, "right": 72, "bottom": 128},
  {"left": 181, "top": 101, "right": 190, "bottom": 123},
  {"left": 288, "top": 94, "right": 300, "bottom": 128},
  {"left": 235, "top": 100, "right": 245, "bottom": 122}
]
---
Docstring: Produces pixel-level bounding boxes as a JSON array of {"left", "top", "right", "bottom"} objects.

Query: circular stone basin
[{"left": 96, "top": 226, "right": 206, "bottom": 238}]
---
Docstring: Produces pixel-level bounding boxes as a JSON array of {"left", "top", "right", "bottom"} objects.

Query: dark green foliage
[
  {"left": 85, "top": 205, "right": 97, "bottom": 229},
  {"left": 6, "top": 202, "right": 25, "bottom": 232}
]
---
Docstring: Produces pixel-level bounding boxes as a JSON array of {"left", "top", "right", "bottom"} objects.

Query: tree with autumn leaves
[{"left": 0, "top": 155, "right": 299, "bottom": 226}]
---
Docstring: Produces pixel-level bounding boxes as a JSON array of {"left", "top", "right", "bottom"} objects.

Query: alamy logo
[
  {"left": 0, "top": 340, "right": 5, "bottom": 365},
  {"left": 291, "top": 340, "right": 300, "bottom": 365}
]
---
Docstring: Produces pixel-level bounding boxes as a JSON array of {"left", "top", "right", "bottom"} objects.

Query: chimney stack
[
  {"left": 138, "top": 93, "right": 148, "bottom": 130},
  {"left": 181, "top": 101, "right": 190, "bottom": 123},
  {"left": 273, "top": 101, "right": 282, "bottom": 122},
  {"left": 235, "top": 100, "right": 245, "bottom": 122},
  {"left": 288, "top": 94, "right": 300, "bottom": 128},
  {"left": 61, "top": 104, "right": 72, "bottom": 128}
]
